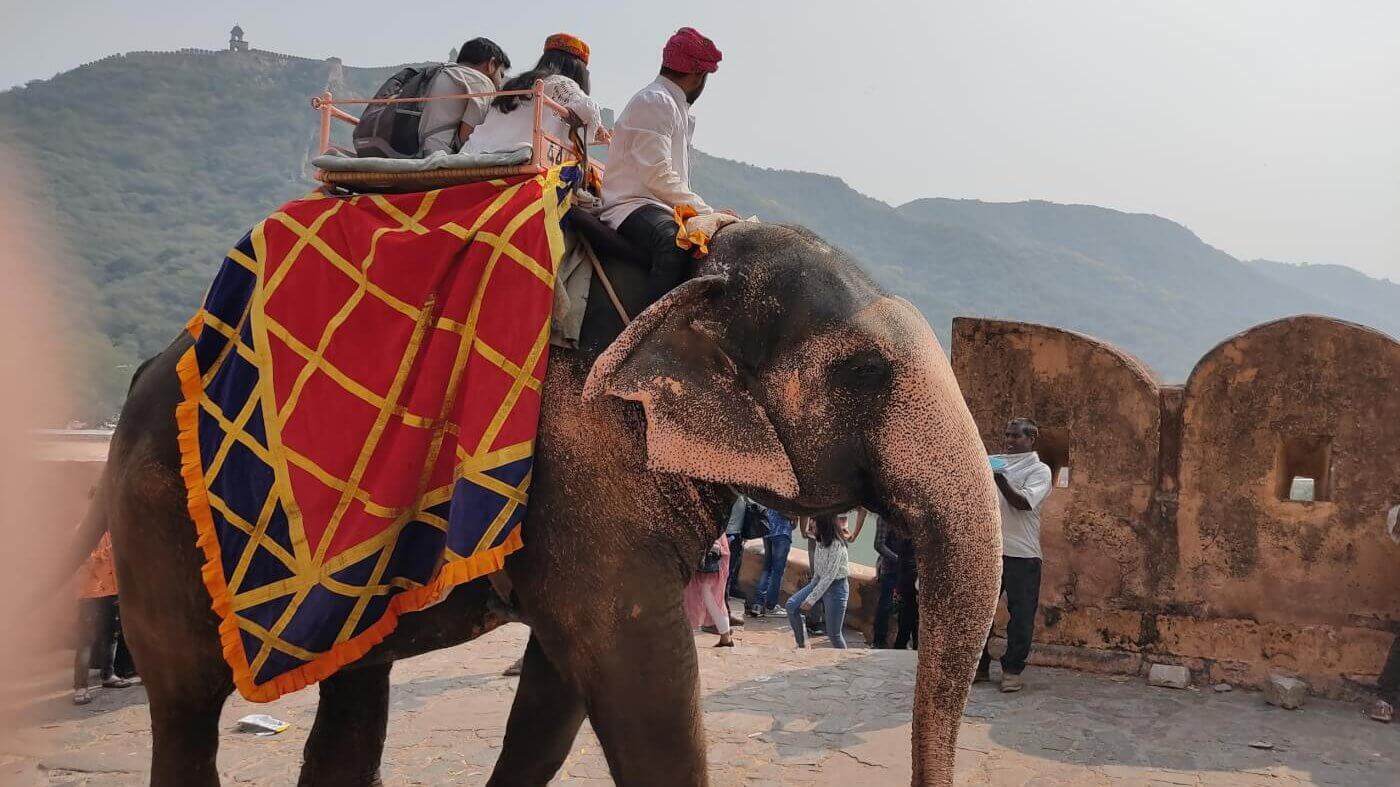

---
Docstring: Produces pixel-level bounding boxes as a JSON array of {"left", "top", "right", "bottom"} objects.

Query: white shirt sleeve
[
  {"left": 1016, "top": 465, "right": 1053, "bottom": 511},
  {"left": 543, "top": 76, "right": 604, "bottom": 135},
  {"left": 621, "top": 93, "right": 712, "bottom": 214}
]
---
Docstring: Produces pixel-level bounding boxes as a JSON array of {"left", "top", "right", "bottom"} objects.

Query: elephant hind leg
[
  {"left": 485, "top": 634, "right": 586, "bottom": 787},
  {"left": 298, "top": 662, "right": 393, "bottom": 787},
  {"left": 147, "top": 684, "right": 231, "bottom": 787}
]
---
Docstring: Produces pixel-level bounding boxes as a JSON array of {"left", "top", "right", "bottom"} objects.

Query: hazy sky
[{"left": 4, "top": 1, "right": 1397, "bottom": 280}]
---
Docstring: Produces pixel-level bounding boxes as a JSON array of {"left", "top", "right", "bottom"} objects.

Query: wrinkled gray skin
[{"left": 71, "top": 222, "right": 1000, "bottom": 786}]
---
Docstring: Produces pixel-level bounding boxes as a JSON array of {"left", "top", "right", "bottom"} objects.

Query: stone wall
[{"left": 950, "top": 315, "right": 1400, "bottom": 698}]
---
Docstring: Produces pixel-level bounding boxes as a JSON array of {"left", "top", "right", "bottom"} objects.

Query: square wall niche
[{"left": 1275, "top": 434, "right": 1332, "bottom": 502}]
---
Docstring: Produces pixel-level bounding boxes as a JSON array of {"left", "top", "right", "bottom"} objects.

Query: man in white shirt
[
  {"left": 977, "top": 418, "right": 1053, "bottom": 693},
  {"left": 600, "top": 27, "right": 722, "bottom": 302},
  {"left": 419, "top": 38, "right": 511, "bottom": 156}
]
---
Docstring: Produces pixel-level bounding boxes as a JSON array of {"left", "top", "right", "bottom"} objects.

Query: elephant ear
[{"left": 583, "top": 276, "right": 799, "bottom": 498}]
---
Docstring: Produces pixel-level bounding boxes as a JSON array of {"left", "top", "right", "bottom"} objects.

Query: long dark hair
[
  {"left": 814, "top": 515, "right": 840, "bottom": 548},
  {"left": 493, "top": 49, "right": 591, "bottom": 114}
]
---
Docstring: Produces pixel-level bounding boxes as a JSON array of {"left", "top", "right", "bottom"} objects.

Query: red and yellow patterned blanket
[{"left": 177, "top": 168, "right": 574, "bottom": 701}]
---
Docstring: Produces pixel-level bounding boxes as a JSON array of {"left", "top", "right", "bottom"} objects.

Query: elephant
[{"left": 66, "top": 219, "right": 1002, "bottom": 786}]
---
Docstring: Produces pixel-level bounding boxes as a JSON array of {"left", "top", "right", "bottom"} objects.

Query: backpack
[
  {"left": 740, "top": 502, "right": 770, "bottom": 541},
  {"left": 352, "top": 64, "right": 446, "bottom": 159}
]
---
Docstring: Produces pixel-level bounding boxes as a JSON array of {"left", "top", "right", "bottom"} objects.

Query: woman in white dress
[{"left": 462, "top": 33, "right": 610, "bottom": 157}]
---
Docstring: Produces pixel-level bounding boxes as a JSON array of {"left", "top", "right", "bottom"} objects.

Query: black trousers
[
  {"left": 872, "top": 564, "right": 898, "bottom": 648},
  {"left": 1380, "top": 634, "right": 1400, "bottom": 703},
  {"left": 75, "top": 596, "right": 119, "bottom": 688},
  {"left": 893, "top": 566, "right": 918, "bottom": 650},
  {"left": 980, "top": 556, "right": 1042, "bottom": 675},
  {"left": 617, "top": 204, "right": 694, "bottom": 303},
  {"left": 725, "top": 534, "right": 746, "bottom": 597}
]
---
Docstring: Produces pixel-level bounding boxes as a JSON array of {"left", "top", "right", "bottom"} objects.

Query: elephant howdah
[
  {"left": 177, "top": 169, "right": 574, "bottom": 701},
  {"left": 80, "top": 204, "right": 1001, "bottom": 785}
]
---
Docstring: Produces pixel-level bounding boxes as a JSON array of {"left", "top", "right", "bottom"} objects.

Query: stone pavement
[{"left": 1, "top": 611, "right": 1395, "bottom": 785}]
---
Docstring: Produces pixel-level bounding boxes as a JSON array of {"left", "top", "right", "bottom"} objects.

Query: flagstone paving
[{"left": 2, "top": 611, "right": 1395, "bottom": 785}]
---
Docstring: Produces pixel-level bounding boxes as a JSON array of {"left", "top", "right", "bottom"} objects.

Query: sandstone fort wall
[{"left": 951, "top": 315, "right": 1400, "bottom": 697}]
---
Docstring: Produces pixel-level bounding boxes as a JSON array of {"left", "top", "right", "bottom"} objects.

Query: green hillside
[{"left": 1, "top": 48, "right": 1394, "bottom": 420}]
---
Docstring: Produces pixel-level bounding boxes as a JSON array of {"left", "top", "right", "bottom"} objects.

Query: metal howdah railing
[{"left": 310, "top": 79, "right": 605, "bottom": 182}]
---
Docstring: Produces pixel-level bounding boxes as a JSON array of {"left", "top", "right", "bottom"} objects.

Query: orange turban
[{"left": 544, "top": 33, "right": 590, "bottom": 65}]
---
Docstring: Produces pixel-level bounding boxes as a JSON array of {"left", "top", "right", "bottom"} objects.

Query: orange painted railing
[{"left": 310, "top": 80, "right": 604, "bottom": 181}]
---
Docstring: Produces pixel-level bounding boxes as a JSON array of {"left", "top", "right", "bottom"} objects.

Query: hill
[
  {"left": 1, "top": 48, "right": 1395, "bottom": 419},
  {"left": 691, "top": 156, "right": 1398, "bottom": 376},
  {"left": 1245, "top": 258, "right": 1399, "bottom": 328}
]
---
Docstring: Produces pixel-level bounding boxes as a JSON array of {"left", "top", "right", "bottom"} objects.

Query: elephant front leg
[
  {"left": 486, "top": 634, "right": 586, "bottom": 786},
  {"left": 576, "top": 605, "right": 710, "bottom": 786},
  {"left": 298, "top": 662, "right": 393, "bottom": 787}
]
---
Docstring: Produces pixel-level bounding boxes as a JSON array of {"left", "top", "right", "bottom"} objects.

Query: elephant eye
[{"left": 834, "top": 352, "right": 891, "bottom": 390}]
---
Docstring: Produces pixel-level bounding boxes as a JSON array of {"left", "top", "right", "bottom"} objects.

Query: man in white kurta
[
  {"left": 600, "top": 27, "right": 721, "bottom": 303},
  {"left": 977, "top": 418, "right": 1053, "bottom": 693}
]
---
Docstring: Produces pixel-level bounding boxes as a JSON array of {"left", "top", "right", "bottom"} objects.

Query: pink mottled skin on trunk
[{"left": 860, "top": 298, "right": 1002, "bottom": 785}]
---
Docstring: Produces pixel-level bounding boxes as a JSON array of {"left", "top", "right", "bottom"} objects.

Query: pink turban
[{"left": 662, "top": 27, "right": 722, "bottom": 74}]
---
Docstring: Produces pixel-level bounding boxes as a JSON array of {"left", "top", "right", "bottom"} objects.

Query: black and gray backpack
[{"left": 352, "top": 64, "right": 446, "bottom": 159}]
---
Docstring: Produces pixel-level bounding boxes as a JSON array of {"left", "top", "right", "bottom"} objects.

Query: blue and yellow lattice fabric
[{"left": 176, "top": 169, "right": 575, "bottom": 701}]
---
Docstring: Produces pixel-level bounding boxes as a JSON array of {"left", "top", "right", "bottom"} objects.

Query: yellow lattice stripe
[
  {"left": 198, "top": 399, "right": 272, "bottom": 467},
  {"left": 471, "top": 338, "right": 543, "bottom": 394},
  {"left": 198, "top": 305, "right": 255, "bottom": 387},
  {"left": 474, "top": 230, "right": 556, "bottom": 286},
  {"left": 206, "top": 493, "right": 298, "bottom": 569},
  {"left": 264, "top": 319, "right": 389, "bottom": 411},
  {"left": 226, "top": 491, "right": 289, "bottom": 593},
  {"left": 227, "top": 247, "right": 258, "bottom": 273},
  {"left": 261, "top": 200, "right": 345, "bottom": 300},
  {"left": 476, "top": 321, "right": 553, "bottom": 457},
  {"left": 476, "top": 470, "right": 532, "bottom": 555},
  {"left": 369, "top": 194, "right": 432, "bottom": 235},
  {"left": 202, "top": 390, "right": 264, "bottom": 485},
  {"left": 236, "top": 618, "right": 321, "bottom": 663},
  {"left": 246, "top": 220, "right": 314, "bottom": 583}
]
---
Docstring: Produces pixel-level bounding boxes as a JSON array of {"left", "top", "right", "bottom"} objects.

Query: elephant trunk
[{"left": 867, "top": 301, "right": 1001, "bottom": 786}]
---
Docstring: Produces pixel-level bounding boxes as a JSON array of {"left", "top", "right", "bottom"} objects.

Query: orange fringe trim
[{"left": 175, "top": 313, "right": 525, "bottom": 703}]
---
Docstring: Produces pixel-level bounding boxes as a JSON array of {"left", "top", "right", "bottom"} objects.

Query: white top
[
  {"left": 992, "top": 451, "right": 1053, "bottom": 559},
  {"left": 419, "top": 64, "right": 495, "bottom": 156},
  {"left": 808, "top": 535, "right": 850, "bottom": 601},
  {"left": 462, "top": 75, "right": 604, "bottom": 156},
  {"left": 599, "top": 76, "right": 712, "bottom": 228}
]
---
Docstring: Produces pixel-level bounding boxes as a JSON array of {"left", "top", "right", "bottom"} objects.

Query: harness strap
[{"left": 568, "top": 121, "right": 631, "bottom": 326}]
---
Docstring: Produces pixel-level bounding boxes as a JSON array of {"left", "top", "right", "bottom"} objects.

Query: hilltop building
[{"left": 229, "top": 25, "right": 248, "bottom": 53}]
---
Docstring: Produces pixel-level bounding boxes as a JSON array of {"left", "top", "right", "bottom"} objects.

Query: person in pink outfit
[{"left": 685, "top": 534, "right": 736, "bottom": 647}]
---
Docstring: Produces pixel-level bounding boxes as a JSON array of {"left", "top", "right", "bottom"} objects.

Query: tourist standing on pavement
[
  {"left": 869, "top": 511, "right": 900, "bottom": 648},
  {"left": 724, "top": 495, "right": 748, "bottom": 599},
  {"left": 685, "top": 535, "right": 735, "bottom": 647},
  {"left": 891, "top": 531, "right": 919, "bottom": 650},
  {"left": 977, "top": 418, "right": 1053, "bottom": 693},
  {"left": 785, "top": 515, "right": 851, "bottom": 649},
  {"left": 1367, "top": 504, "right": 1399, "bottom": 722},
  {"left": 747, "top": 507, "right": 794, "bottom": 617},
  {"left": 73, "top": 530, "right": 135, "bottom": 704},
  {"left": 803, "top": 512, "right": 865, "bottom": 636}
]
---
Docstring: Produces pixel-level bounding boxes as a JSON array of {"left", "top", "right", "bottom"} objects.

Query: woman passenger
[{"left": 462, "top": 33, "right": 610, "bottom": 156}]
